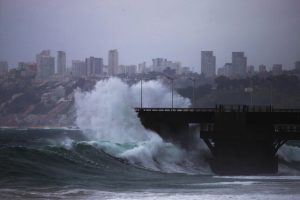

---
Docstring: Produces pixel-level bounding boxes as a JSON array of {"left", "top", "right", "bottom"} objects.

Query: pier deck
[{"left": 135, "top": 105, "right": 300, "bottom": 175}]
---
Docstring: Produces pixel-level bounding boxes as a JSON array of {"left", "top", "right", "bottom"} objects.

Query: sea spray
[
  {"left": 75, "top": 78, "right": 153, "bottom": 143},
  {"left": 130, "top": 79, "right": 190, "bottom": 108},
  {"left": 74, "top": 78, "right": 208, "bottom": 173},
  {"left": 277, "top": 144, "right": 300, "bottom": 175}
]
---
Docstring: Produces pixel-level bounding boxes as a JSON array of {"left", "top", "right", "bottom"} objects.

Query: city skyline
[
  {"left": 2, "top": 47, "right": 300, "bottom": 81},
  {"left": 2, "top": 48, "right": 299, "bottom": 72},
  {"left": 1, "top": 47, "right": 299, "bottom": 73},
  {"left": 1, "top": 0, "right": 300, "bottom": 71}
]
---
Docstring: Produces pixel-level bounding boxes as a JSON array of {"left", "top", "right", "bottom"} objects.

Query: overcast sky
[{"left": 0, "top": 0, "right": 299, "bottom": 71}]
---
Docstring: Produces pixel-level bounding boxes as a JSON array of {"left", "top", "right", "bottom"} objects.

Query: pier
[{"left": 135, "top": 105, "right": 300, "bottom": 175}]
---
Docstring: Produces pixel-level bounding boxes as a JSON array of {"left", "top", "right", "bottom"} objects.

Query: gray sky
[{"left": 0, "top": 0, "right": 300, "bottom": 71}]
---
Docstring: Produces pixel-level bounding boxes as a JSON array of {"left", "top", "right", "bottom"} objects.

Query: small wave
[
  {"left": 0, "top": 189, "right": 299, "bottom": 200},
  {"left": 187, "top": 181, "right": 256, "bottom": 186}
]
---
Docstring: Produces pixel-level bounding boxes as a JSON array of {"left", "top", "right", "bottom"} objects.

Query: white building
[
  {"left": 125, "top": 65, "right": 137, "bottom": 76},
  {"left": 117, "top": 65, "right": 126, "bottom": 75},
  {"left": 36, "top": 50, "right": 55, "bottom": 81},
  {"left": 152, "top": 58, "right": 167, "bottom": 72},
  {"left": 138, "top": 62, "right": 146, "bottom": 74},
  {"left": 152, "top": 58, "right": 181, "bottom": 74},
  {"left": 71, "top": 60, "right": 87, "bottom": 77}
]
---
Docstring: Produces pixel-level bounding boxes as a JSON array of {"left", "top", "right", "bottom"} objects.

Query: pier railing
[
  {"left": 135, "top": 105, "right": 300, "bottom": 113},
  {"left": 135, "top": 108, "right": 215, "bottom": 112}
]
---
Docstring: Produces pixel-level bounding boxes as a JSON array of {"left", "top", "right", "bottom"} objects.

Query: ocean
[
  {"left": 1, "top": 78, "right": 300, "bottom": 199},
  {"left": 0, "top": 128, "right": 300, "bottom": 200}
]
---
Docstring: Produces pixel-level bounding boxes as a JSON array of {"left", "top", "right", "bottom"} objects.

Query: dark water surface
[{"left": 1, "top": 128, "right": 300, "bottom": 199}]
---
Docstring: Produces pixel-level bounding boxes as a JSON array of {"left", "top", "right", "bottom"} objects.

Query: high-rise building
[
  {"left": 86, "top": 57, "right": 103, "bottom": 76},
  {"left": 125, "top": 65, "right": 137, "bottom": 76},
  {"left": 117, "top": 65, "right": 126, "bottom": 75},
  {"left": 232, "top": 52, "right": 247, "bottom": 77},
  {"left": 57, "top": 51, "right": 66, "bottom": 76},
  {"left": 36, "top": 50, "right": 55, "bottom": 80},
  {"left": 166, "top": 61, "right": 181, "bottom": 74},
  {"left": 259, "top": 65, "right": 267, "bottom": 73},
  {"left": 217, "top": 63, "right": 233, "bottom": 77},
  {"left": 71, "top": 60, "right": 87, "bottom": 77},
  {"left": 108, "top": 49, "right": 118, "bottom": 75},
  {"left": 152, "top": 58, "right": 181, "bottom": 73},
  {"left": 201, "top": 51, "right": 216, "bottom": 77},
  {"left": 18, "top": 62, "right": 37, "bottom": 77},
  {"left": 138, "top": 62, "right": 146, "bottom": 74},
  {"left": 152, "top": 58, "right": 167, "bottom": 72},
  {"left": 0, "top": 61, "right": 8, "bottom": 76},
  {"left": 247, "top": 65, "right": 255, "bottom": 75}
]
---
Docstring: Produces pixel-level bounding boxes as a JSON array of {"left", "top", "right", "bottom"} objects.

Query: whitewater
[{"left": 1, "top": 78, "right": 300, "bottom": 199}]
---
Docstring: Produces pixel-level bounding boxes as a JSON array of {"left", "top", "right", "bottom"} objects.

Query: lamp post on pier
[
  {"left": 244, "top": 80, "right": 254, "bottom": 106},
  {"left": 188, "top": 77, "right": 197, "bottom": 108},
  {"left": 166, "top": 76, "right": 175, "bottom": 109},
  {"left": 270, "top": 81, "right": 273, "bottom": 106},
  {"left": 140, "top": 75, "right": 143, "bottom": 108}
]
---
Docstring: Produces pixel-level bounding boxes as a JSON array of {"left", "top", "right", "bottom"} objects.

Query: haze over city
[{"left": 1, "top": 0, "right": 300, "bottom": 71}]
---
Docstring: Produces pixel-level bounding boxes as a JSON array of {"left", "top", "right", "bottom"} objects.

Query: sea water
[{"left": 1, "top": 78, "right": 300, "bottom": 199}]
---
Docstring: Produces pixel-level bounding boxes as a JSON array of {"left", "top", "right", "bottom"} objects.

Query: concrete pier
[{"left": 136, "top": 105, "right": 300, "bottom": 175}]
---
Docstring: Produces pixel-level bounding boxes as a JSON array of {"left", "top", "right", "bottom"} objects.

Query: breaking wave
[{"left": 74, "top": 78, "right": 209, "bottom": 174}]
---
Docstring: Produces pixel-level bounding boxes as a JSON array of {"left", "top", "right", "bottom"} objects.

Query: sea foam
[{"left": 74, "top": 78, "right": 209, "bottom": 173}]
